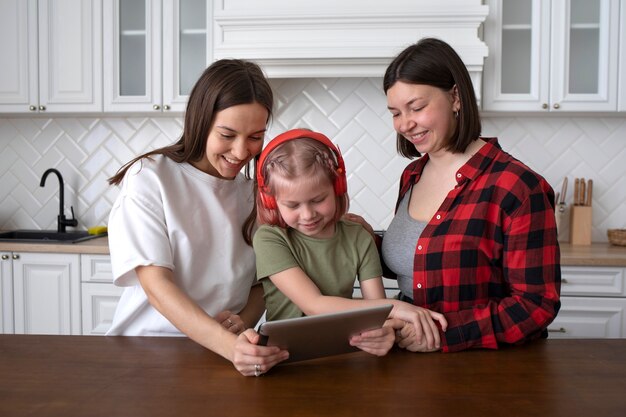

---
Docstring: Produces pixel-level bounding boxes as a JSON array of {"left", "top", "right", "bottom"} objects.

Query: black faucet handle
[{"left": 66, "top": 206, "right": 78, "bottom": 227}]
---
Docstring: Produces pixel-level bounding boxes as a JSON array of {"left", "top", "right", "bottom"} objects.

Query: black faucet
[{"left": 40, "top": 168, "right": 78, "bottom": 233}]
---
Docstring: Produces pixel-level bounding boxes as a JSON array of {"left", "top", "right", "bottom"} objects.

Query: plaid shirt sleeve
[{"left": 397, "top": 138, "right": 561, "bottom": 352}]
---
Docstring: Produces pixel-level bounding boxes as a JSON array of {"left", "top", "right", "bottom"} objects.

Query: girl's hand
[
  {"left": 389, "top": 303, "right": 448, "bottom": 351},
  {"left": 232, "top": 329, "right": 290, "bottom": 377},
  {"left": 349, "top": 324, "right": 395, "bottom": 356},
  {"left": 215, "top": 310, "right": 245, "bottom": 335}
]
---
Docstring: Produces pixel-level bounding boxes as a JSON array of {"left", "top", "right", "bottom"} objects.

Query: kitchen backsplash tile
[{"left": 1, "top": 77, "right": 625, "bottom": 241}]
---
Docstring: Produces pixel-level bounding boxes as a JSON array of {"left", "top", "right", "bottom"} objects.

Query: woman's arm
[
  {"left": 136, "top": 265, "right": 288, "bottom": 375},
  {"left": 438, "top": 187, "right": 561, "bottom": 352}
]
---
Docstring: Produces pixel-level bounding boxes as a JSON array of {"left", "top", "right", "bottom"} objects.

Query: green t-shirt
[{"left": 253, "top": 220, "right": 383, "bottom": 321}]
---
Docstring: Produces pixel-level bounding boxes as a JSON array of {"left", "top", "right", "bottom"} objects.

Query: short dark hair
[{"left": 383, "top": 38, "right": 481, "bottom": 158}]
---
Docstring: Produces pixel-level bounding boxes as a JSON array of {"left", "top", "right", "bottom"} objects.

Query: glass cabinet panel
[
  {"left": 501, "top": 0, "right": 532, "bottom": 94},
  {"left": 119, "top": 0, "right": 146, "bottom": 96},
  {"left": 119, "top": 1, "right": 147, "bottom": 96},
  {"left": 179, "top": 0, "right": 207, "bottom": 95},
  {"left": 568, "top": 0, "right": 600, "bottom": 94}
]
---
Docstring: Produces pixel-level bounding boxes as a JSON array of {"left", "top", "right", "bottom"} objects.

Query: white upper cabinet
[
  {"left": 483, "top": 0, "right": 620, "bottom": 112},
  {"left": 104, "top": 0, "right": 212, "bottom": 113},
  {"left": 619, "top": 1, "right": 626, "bottom": 111},
  {"left": 0, "top": 0, "right": 102, "bottom": 113}
]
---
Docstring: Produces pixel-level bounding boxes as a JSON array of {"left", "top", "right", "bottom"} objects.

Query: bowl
[{"left": 607, "top": 229, "right": 626, "bottom": 246}]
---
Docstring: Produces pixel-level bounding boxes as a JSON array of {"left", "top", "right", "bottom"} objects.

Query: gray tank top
[{"left": 381, "top": 191, "right": 427, "bottom": 299}]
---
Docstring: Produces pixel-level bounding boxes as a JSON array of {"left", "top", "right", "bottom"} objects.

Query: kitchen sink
[{"left": 0, "top": 230, "right": 106, "bottom": 244}]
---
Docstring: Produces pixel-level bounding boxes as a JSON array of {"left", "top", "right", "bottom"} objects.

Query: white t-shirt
[{"left": 106, "top": 155, "right": 257, "bottom": 336}]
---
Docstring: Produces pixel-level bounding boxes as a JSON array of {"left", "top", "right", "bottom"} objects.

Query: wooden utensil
[
  {"left": 579, "top": 178, "right": 586, "bottom": 206},
  {"left": 586, "top": 179, "right": 593, "bottom": 206}
]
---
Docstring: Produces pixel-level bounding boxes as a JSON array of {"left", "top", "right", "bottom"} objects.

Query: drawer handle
[{"left": 548, "top": 327, "right": 566, "bottom": 333}]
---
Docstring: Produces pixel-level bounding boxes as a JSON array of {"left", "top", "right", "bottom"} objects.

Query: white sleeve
[{"left": 108, "top": 176, "right": 174, "bottom": 287}]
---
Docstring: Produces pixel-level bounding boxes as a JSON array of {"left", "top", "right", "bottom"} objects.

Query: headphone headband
[{"left": 256, "top": 129, "right": 347, "bottom": 209}]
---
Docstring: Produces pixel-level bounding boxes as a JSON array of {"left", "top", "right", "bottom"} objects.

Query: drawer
[
  {"left": 548, "top": 296, "right": 626, "bottom": 339},
  {"left": 81, "top": 254, "right": 113, "bottom": 283},
  {"left": 560, "top": 266, "right": 625, "bottom": 297}
]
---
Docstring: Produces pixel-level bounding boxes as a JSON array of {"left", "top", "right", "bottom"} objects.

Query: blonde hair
[{"left": 257, "top": 137, "right": 349, "bottom": 227}]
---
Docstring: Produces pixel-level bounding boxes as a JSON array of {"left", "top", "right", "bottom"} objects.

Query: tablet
[{"left": 258, "top": 304, "right": 393, "bottom": 363}]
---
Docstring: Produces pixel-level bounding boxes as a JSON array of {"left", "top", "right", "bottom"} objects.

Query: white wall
[{"left": 1, "top": 77, "right": 625, "bottom": 242}]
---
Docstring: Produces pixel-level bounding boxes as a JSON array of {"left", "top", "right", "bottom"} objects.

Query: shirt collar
[
  {"left": 457, "top": 137, "right": 501, "bottom": 183},
  {"left": 400, "top": 137, "right": 502, "bottom": 196}
]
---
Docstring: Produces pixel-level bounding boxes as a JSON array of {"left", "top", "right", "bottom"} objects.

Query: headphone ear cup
[
  {"left": 334, "top": 172, "right": 347, "bottom": 196},
  {"left": 259, "top": 190, "right": 277, "bottom": 210}
]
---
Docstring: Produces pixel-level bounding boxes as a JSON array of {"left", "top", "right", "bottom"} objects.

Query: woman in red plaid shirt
[{"left": 348, "top": 38, "right": 561, "bottom": 352}]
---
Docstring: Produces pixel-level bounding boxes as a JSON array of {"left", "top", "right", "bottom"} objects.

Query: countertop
[
  {"left": 1, "top": 237, "right": 626, "bottom": 265},
  {"left": 0, "top": 236, "right": 110, "bottom": 254},
  {"left": 0, "top": 335, "right": 624, "bottom": 417}
]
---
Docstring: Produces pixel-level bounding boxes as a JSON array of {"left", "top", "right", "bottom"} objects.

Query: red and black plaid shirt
[{"left": 392, "top": 138, "right": 561, "bottom": 352}]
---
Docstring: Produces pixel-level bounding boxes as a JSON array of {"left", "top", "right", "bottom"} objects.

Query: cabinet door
[
  {"left": 483, "top": 0, "right": 619, "bottom": 112},
  {"left": 483, "top": 0, "right": 550, "bottom": 111},
  {"left": 1, "top": 252, "right": 15, "bottom": 333},
  {"left": 12, "top": 252, "right": 81, "bottom": 335},
  {"left": 104, "top": 0, "right": 162, "bottom": 112},
  {"left": 549, "top": 0, "right": 619, "bottom": 111},
  {"left": 37, "top": 0, "right": 103, "bottom": 112},
  {"left": 162, "top": 0, "right": 212, "bottom": 112},
  {"left": 547, "top": 297, "right": 626, "bottom": 338},
  {"left": 0, "top": 0, "right": 38, "bottom": 113},
  {"left": 81, "top": 282, "right": 123, "bottom": 335}
]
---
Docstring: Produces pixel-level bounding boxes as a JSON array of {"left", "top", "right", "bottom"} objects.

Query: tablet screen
[{"left": 258, "top": 304, "right": 393, "bottom": 363}]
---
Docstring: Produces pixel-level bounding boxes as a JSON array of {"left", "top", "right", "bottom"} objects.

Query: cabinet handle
[
  {"left": 1, "top": 254, "right": 9, "bottom": 260},
  {"left": 548, "top": 327, "right": 566, "bottom": 333},
  {"left": 163, "top": 105, "right": 170, "bottom": 111},
  {"left": 542, "top": 103, "right": 548, "bottom": 109},
  {"left": 39, "top": 105, "right": 46, "bottom": 111},
  {"left": 12, "top": 254, "right": 20, "bottom": 260},
  {"left": 29, "top": 105, "right": 37, "bottom": 111},
  {"left": 153, "top": 104, "right": 161, "bottom": 110},
  {"left": 553, "top": 103, "right": 560, "bottom": 110}
]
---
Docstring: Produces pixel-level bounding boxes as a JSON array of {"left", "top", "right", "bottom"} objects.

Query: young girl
[
  {"left": 106, "top": 59, "right": 288, "bottom": 377},
  {"left": 253, "top": 129, "right": 448, "bottom": 355}
]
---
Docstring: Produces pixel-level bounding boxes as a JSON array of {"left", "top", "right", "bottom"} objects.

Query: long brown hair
[
  {"left": 108, "top": 59, "right": 273, "bottom": 245},
  {"left": 383, "top": 38, "right": 481, "bottom": 159}
]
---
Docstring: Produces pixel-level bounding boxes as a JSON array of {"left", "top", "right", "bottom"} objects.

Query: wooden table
[{"left": 1, "top": 336, "right": 625, "bottom": 417}]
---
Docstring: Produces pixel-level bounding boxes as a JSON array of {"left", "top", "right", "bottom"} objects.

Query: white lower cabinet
[
  {"left": 354, "top": 265, "right": 626, "bottom": 339},
  {"left": 548, "top": 266, "right": 626, "bottom": 338},
  {"left": 1, "top": 251, "right": 120, "bottom": 336},
  {"left": 80, "top": 254, "right": 122, "bottom": 335},
  {"left": 12, "top": 252, "right": 81, "bottom": 335}
]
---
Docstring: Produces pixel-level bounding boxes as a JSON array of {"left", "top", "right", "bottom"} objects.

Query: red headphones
[{"left": 256, "top": 129, "right": 347, "bottom": 210}]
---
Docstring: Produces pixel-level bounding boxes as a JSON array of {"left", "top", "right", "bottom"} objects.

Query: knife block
[{"left": 570, "top": 205, "right": 592, "bottom": 245}]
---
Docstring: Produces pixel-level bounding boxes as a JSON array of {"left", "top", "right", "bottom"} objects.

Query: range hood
[{"left": 213, "top": 0, "right": 488, "bottom": 96}]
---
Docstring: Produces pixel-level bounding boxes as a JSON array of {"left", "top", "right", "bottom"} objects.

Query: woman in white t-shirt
[{"left": 106, "top": 59, "right": 289, "bottom": 376}]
